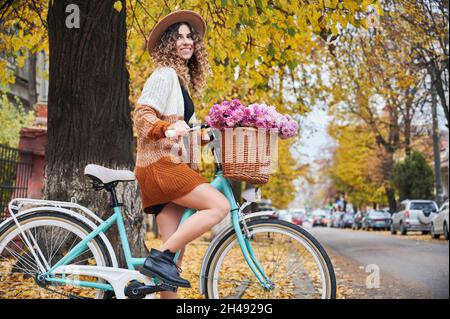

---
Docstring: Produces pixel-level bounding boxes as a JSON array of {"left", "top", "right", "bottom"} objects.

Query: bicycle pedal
[
  {"left": 125, "top": 281, "right": 177, "bottom": 299},
  {"left": 157, "top": 282, "right": 178, "bottom": 292},
  {"left": 137, "top": 283, "right": 177, "bottom": 294}
]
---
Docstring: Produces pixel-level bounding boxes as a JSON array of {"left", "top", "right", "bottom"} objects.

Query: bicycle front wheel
[{"left": 204, "top": 219, "right": 336, "bottom": 299}]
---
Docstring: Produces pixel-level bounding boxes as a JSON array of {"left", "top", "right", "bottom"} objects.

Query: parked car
[
  {"left": 322, "top": 212, "right": 332, "bottom": 227},
  {"left": 352, "top": 211, "right": 365, "bottom": 230},
  {"left": 312, "top": 210, "right": 329, "bottom": 227},
  {"left": 277, "top": 209, "right": 290, "bottom": 222},
  {"left": 339, "top": 212, "right": 355, "bottom": 228},
  {"left": 255, "top": 199, "right": 273, "bottom": 211},
  {"left": 328, "top": 211, "right": 342, "bottom": 227},
  {"left": 306, "top": 212, "right": 314, "bottom": 224},
  {"left": 362, "top": 210, "right": 391, "bottom": 231},
  {"left": 253, "top": 199, "right": 279, "bottom": 219},
  {"left": 391, "top": 200, "right": 439, "bottom": 235},
  {"left": 303, "top": 211, "right": 311, "bottom": 224},
  {"left": 289, "top": 209, "right": 305, "bottom": 226},
  {"left": 431, "top": 200, "right": 449, "bottom": 240}
]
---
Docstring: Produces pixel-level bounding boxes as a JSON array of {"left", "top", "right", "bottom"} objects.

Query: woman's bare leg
[
  {"left": 160, "top": 183, "right": 230, "bottom": 253},
  {"left": 155, "top": 202, "right": 186, "bottom": 299}
]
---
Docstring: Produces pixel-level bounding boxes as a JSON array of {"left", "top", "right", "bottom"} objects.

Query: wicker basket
[{"left": 220, "top": 127, "right": 278, "bottom": 184}]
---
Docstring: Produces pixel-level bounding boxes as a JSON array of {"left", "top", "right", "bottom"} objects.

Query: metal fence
[{"left": 0, "top": 144, "right": 33, "bottom": 222}]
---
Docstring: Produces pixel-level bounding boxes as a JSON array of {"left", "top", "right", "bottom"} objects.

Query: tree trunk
[
  {"left": 430, "top": 63, "right": 449, "bottom": 129},
  {"left": 45, "top": 0, "right": 147, "bottom": 267},
  {"left": 385, "top": 186, "right": 397, "bottom": 214},
  {"left": 431, "top": 88, "right": 444, "bottom": 206},
  {"left": 404, "top": 100, "right": 412, "bottom": 156},
  {"left": 27, "top": 51, "right": 37, "bottom": 108},
  {"left": 380, "top": 148, "right": 397, "bottom": 213}
]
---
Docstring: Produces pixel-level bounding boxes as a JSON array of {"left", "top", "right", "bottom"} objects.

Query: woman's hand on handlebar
[
  {"left": 199, "top": 129, "right": 212, "bottom": 145},
  {"left": 166, "top": 120, "right": 190, "bottom": 138}
]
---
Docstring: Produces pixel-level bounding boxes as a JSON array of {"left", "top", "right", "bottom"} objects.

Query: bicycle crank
[{"left": 124, "top": 280, "right": 178, "bottom": 299}]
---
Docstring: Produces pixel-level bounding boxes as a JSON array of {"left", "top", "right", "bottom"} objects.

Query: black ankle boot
[{"left": 140, "top": 248, "right": 191, "bottom": 288}]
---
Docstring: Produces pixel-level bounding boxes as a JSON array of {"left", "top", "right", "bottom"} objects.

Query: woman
[{"left": 133, "top": 10, "right": 230, "bottom": 298}]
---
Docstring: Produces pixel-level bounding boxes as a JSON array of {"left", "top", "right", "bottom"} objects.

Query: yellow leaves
[
  {"left": 373, "top": 1, "right": 384, "bottom": 16},
  {"left": 0, "top": 60, "right": 11, "bottom": 87},
  {"left": 0, "top": 258, "right": 101, "bottom": 299},
  {"left": 0, "top": 1, "right": 48, "bottom": 87},
  {"left": 0, "top": 92, "right": 35, "bottom": 147},
  {"left": 327, "top": 123, "right": 386, "bottom": 207},
  {"left": 360, "top": 17, "right": 368, "bottom": 29},
  {"left": 308, "top": 9, "right": 324, "bottom": 33},
  {"left": 331, "top": 22, "right": 339, "bottom": 36},
  {"left": 344, "top": 0, "right": 358, "bottom": 15},
  {"left": 145, "top": 232, "right": 209, "bottom": 299},
  {"left": 113, "top": 1, "right": 123, "bottom": 13},
  {"left": 324, "top": 0, "right": 339, "bottom": 8},
  {"left": 16, "top": 55, "right": 26, "bottom": 68},
  {"left": 361, "top": 0, "right": 372, "bottom": 11},
  {"left": 10, "top": 36, "right": 22, "bottom": 52}
]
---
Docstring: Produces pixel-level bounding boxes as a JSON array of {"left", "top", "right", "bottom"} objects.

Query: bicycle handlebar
[{"left": 165, "top": 123, "right": 211, "bottom": 138}]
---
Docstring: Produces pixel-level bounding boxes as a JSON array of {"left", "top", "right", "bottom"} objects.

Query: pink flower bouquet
[{"left": 205, "top": 99, "right": 298, "bottom": 139}]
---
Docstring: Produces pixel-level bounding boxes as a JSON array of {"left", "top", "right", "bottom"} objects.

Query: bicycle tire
[
  {"left": 204, "top": 219, "right": 336, "bottom": 299},
  {"left": 0, "top": 211, "right": 113, "bottom": 299}
]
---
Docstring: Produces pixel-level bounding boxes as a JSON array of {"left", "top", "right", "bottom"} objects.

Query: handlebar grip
[
  {"left": 165, "top": 130, "right": 177, "bottom": 138},
  {"left": 166, "top": 124, "right": 210, "bottom": 138}
]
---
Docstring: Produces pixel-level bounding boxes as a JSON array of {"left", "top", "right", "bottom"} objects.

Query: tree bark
[
  {"left": 431, "top": 88, "right": 444, "bottom": 206},
  {"left": 404, "top": 99, "right": 412, "bottom": 156},
  {"left": 27, "top": 51, "right": 37, "bottom": 108},
  {"left": 45, "top": 0, "right": 147, "bottom": 267},
  {"left": 380, "top": 148, "right": 397, "bottom": 213},
  {"left": 385, "top": 186, "right": 397, "bottom": 214},
  {"left": 430, "top": 63, "right": 449, "bottom": 129}
]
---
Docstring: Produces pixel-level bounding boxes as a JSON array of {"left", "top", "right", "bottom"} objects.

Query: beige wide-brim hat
[{"left": 147, "top": 10, "right": 206, "bottom": 54}]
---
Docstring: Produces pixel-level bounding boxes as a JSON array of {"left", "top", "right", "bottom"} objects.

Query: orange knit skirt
[{"left": 134, "top": 156, "right": 208, "bottom": 215}]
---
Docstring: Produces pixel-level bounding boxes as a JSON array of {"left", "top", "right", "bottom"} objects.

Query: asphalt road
[{"left": 306, "top": 225, "right": 449, "bottom": 299}]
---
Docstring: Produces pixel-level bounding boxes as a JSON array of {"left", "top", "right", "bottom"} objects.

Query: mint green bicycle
[{"left": 0, "top": 125, "right": 336, "bottom": 299}]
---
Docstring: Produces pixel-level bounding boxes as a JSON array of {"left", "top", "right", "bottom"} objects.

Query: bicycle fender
[{"left": 1, "top": 206, "right": 119, "bottom": 268}]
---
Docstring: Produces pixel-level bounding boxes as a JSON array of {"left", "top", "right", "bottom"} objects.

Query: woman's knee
[
  {"left": 212, "top": 197, "right": 230, "bottom": 221},
  {"left": 174, "top": 184, "right": 230, "bottom": 215}
]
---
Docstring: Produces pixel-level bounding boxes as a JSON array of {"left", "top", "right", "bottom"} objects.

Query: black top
[{"left": 181, "top": 83, "right": 194, "bottom": 123}]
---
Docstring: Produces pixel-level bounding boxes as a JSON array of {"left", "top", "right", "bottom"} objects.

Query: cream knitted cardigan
[{"left": 133, "top": 67, "right": 198, "bottom": 168}]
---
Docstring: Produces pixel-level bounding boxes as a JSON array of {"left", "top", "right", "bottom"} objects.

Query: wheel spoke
[
  {"left": 0, "top": 215, "right": 108, "bottom": 299},
  {"left": 208, "top": 221, "right": 335, "bottom": 299}
]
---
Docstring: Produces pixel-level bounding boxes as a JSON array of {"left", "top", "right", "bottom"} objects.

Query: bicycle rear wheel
[
  {"left": 0, "top": 212, "right": 112, "bottom": 299},
  {"left": 204, "top": 219, "right": 336, "bottom": 299}
]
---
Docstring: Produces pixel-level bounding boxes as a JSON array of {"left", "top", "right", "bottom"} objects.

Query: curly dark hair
[{"left": 150, "top": 22, "right": 212, "bottom": 98}]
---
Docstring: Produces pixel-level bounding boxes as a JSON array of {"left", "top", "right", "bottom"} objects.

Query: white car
[
  {"left": 431, "top": 200, "right": 449, "bottom": 240},
  {"left": 277, "top": 209, "right": 290, "bottom": 222},
  {"left": 391, "top": 200, "right": 439, "bottom": 235}
]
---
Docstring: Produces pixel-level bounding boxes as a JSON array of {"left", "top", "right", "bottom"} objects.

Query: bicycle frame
[{"left": 42, "top": 167, "right": 273, "bottom": 292}]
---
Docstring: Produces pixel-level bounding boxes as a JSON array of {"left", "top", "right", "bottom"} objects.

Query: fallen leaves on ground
[
  {"left": 145, "top": 231, "right": 326, "bottom": 299},
  {"left": 145, "top": 232, "right": 208, "bottom": 299}
]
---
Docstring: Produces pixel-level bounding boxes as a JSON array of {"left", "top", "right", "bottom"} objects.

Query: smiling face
[
  {"left": 175, "top": 23, "right": 195, "bottom": 61},
  {"left": 152, "top": 21, "right": 211, "bottom": 98}
]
